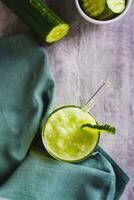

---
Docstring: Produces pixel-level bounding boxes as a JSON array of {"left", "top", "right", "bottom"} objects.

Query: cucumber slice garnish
[
  {"left": 81, "top": 123, "right": 116, "bottom": 134},
  {"left": 81, "top": 0, "right": 106, "bottom": 18},
  {"left": 107, "top": 0, "right": 126, "bottom": 14}
]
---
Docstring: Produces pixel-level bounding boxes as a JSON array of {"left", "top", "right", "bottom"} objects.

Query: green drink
[
  {"left": 42, "top": 82, "right": 115, "bottom": 163},
  {"left": 42, "top": 106, "right": 100, "bottom": 163}
]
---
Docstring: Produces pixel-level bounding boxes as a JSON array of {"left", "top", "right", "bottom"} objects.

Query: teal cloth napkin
[{"left": 0, "top": 33, "right": 129, "bottom": 200}]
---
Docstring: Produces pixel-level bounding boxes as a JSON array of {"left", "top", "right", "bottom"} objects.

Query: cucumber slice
[
  {"left": 46, "top": 24, "right": 70, "bottom": 43},
  {"left": 107, "top": 0, "right": 126, "bottom": 14},
  {"left": 81, "top": 0, "right": 106, "bottom": 18},
  {"left": 81, "top": 123, "right": 116, "bottom": 134},
  {"left": 97, "top": 7, "right": 115, "bottom": 20}
]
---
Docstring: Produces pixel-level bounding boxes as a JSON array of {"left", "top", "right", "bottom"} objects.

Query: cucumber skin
[
  {"left": 96, "top": 7, "right": 115, "bottom": 20},
  {"left": 1, "top": 0, "right": 69, "bottom": 43}
]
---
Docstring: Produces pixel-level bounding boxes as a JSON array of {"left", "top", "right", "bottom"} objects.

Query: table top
[{"left": 0, "top": 1, "right": 134, "bottom": 199}]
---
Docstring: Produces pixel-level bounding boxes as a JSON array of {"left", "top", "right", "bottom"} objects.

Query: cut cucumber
[
  {"left": 81, "top": 123, "right": 116, "bottom": 134},
  {"left": 81, "top": 0, "right": 106, "bottom": 18},
  {"left": 107, "top": 0, "right": 126, "bottom": 14},
  {"left": 81, "top": 0, "right": 126, "bottom": 20},
  {"left": 97, "top": 7, "right": 115, "bottom": 20},
  {"left": 1, "top": 0, "right": 70, "bottom": 43},
  {"left": 46, "top": 24, "right": 70, "bottom": 43},
  {"left": 98, "top": 0, "right": 126, "bottom": 20}
]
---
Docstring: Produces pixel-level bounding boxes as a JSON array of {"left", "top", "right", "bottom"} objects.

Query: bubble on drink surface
[
  {"left": 57, "top": 139, "right": 65, "bottom": 148},
  {"left": 56, "top": 126, "right": 68, "bottom": 136}
]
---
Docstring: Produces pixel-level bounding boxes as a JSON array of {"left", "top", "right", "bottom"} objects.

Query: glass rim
[{"left": 41, "top": 105, "right": 100, "bottom": 163}]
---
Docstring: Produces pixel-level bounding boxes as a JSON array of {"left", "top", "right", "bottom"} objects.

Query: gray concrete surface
[{"left": 0, "top": 1, "right": 134, "bottom": 199}]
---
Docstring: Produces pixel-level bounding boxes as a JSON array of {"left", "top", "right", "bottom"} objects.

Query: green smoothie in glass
[
  {"left": 42, "top": 106, "right": 99, "bottom": 162},
  {"left": 42, "top": 82, "right": 116, "bottom": 163}
]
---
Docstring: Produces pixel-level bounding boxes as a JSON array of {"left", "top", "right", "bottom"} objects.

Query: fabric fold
[
  {"left": 0, "top": 150, "right": 116, "bottom": 200},
  {"left": 0, "top": 32, "right": 55, "bottom": 184}
]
